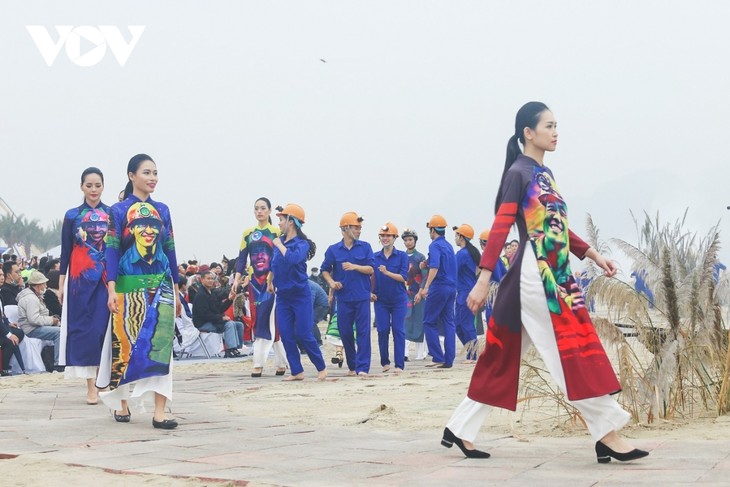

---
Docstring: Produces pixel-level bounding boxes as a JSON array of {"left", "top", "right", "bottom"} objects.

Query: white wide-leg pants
[
  {"left": 446, "top": 248, "right": 630, "bottom": 442},
  {"left": 252, "top": 303, "right": 288, "bottom": 370}
]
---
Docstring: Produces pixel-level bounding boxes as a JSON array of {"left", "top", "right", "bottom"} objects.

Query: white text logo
[{"left": 26, "top": 25, "right": 146, "bottom": 67}]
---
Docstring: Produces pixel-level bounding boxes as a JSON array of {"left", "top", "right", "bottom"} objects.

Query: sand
[{"left": 2, "top": 336, "right": 728, "bottom": 485}]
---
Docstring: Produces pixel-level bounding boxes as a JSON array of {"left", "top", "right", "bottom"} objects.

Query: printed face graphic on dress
[
  {"left": 78, "top": 209, "right": 109, "bottom": 249},
  {"left": 526, "top": 168, "right": 577, "bottom": 314},
  {"left": 125, "top": 202, "right": 163, "bottom": 263},
  {"left": 249, "top": 231, "right": 273, "bottom": 277}
]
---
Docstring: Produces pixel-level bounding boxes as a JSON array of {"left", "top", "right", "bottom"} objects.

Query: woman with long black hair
[
  {"left": 452, "top": 223, "right": 480, "bottom": 364},
  {"left": 442, "top": 102, "right": 648, "bottom": 463},
  {"left": 270, "top": 204, "right": 327, "bottom": 381},
  {"left": 58, "top": 167, "right": 110, "bottom": 404},
  {"left": 230, "top": 197, "right": 288, "bottom": 377},
  {"left": 99, "top": 154, "right": 180, "bottom": 429}
]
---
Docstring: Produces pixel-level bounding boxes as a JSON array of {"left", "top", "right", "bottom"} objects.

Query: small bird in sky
[{"left": 320, "top": 58, "right": 327, "bottom": 63}]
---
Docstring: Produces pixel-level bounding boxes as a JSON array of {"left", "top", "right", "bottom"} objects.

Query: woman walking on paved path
[
  {"left": 230, "top": 197, "right": 287, "bottom": 378},
  {"left": 270, "top": 204, "right": 327, "bottom": 381},
  {"left": 371, "top": 223, "right": 408, "bottom": 373},
  {"left": 98, "top": 154, "right": 180, "bottom": 430},
  {"left": 58, "top": 167, "right": 111, "bottom": 405},
  {"left": 442, "top": 102, "right": 648, "bottom": 463}
]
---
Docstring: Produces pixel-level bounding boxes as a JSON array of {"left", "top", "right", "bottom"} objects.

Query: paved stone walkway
[{"left": 2, "top": 358, "right": 729, "bottom": 486}]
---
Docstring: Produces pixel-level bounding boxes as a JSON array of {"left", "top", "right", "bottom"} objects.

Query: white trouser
[
  {"left": 99, "top": 359, "right": 174, "bottom": 412},
  {"left": 64, "top": 366, "right": 98, "bottom": 380},
  {"left": 252, "top": 306, "right": 288, "bottom": 369},
  {"left": 405, "top": 340, "right": 427, "bottom": 360},
  {"left": 446, "top": 248, "right": 630, "bottom": 442}
]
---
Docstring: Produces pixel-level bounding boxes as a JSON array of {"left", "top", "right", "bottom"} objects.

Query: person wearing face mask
[
  {"left": 270, "top": 204, "right": 327, "bottom": 381},
  {"left": 371, "top": 223, "right": 409, "bottom": 373},
  {"left": 415, "top": 215, "right": 457, "bottom": 369},
  {"left": 17, "top": 270, "right": 62, "bottom": 369},
  {"left": 1, "top": 261, "right": 24, "bottom": 306},
  {"left": 0, "top": 268, "right": 24, "bottom": 375},
  {"left": 58, "top": 167, "right": 111, "bottom": 404},
  {"left": 321, "top": 212, "right": 375, "bottom": 376}
]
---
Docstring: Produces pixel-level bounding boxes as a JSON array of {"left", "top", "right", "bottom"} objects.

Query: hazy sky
[{"left": 1, "top": 1, "right": 728, "bottom": 276}]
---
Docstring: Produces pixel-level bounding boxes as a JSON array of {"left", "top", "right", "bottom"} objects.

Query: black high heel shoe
[
  {"left": 595, "top": 441, "right": 649, "bottom": 463},
  {"left": 441, "top": 427, "right": 490, "bottom": 459}
]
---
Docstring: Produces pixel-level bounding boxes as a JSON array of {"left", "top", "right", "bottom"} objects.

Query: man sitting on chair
[
  {"left": 1, "top": 267, "right": 25, "bottom": 375},
  {"left": 193, "top": 270, "right": 244, "bottom": 358},
  {"left": 17, "top": 270, "right": 61, "bottom": 371}
]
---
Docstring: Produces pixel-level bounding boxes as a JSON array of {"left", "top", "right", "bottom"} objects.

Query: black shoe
[
  {"left": 595, "top": 441, "right": 649, "bottom": 463},
  {"left": 152, "top": 418, "right": 178, "bottom": 429},
  {"left": 53, "top": 365, "right": 66, "bottom": 373},
  {"left": 441, "top": 427, "right": 490, "bottom": 459},
  {"left": 113, "top": 410, "right": 131, "bottom": 423},
  {"left": 404, "top": 356, "right": 409, "bottom": 362}
]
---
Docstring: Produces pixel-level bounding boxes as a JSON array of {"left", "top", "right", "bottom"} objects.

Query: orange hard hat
[
  {"left": 340, "top": 211, "right": 364, "bottom": 227},
  {"left": 426, "top": 214, "right": 447, "bottom": 229},
  {"left": 479, "top": 229, "right": 490, "bottom": 241},
  {"left": 452, "top": 224, "right": 475, "bottom": 240},
  {"left": 276, "top": 203, "right": 306, "bottom": 223},
  {"left": 378, "top": 222, "right": 399, "bottom": 236},
  {"left": 126, "top": 202, "right": 162, "bottom": 228}
]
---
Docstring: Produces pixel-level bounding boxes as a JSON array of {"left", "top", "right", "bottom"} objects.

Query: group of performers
[
  {"left": 53, "top": 101, "right": 649, "bottom": 464},
  {"left": 59, "top": 155, "right": 178, "bottom": 429}
]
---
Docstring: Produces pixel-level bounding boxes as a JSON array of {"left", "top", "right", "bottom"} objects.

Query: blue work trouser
[
  {"left": 454, "top": 295, "right": 477, "bottom": 361},
  {"left": 198, "top": 321, "right": 243, "bottom": 350},
  {"left": 337, "top": 299, "right": 371, "bottom": 374},
  {"left": 374, "top": 300, "right": 406, "bottom": 370},
  {"left": 423, "top": 287, "right": 456, "bottom": 366},
  {"left": 276, "top": 292, "right": 326, "bottom": 375}
]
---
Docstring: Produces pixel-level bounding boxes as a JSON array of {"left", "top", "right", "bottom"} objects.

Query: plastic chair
[{"left": 4, "top": 305, "right": 48, "bottom": 374}]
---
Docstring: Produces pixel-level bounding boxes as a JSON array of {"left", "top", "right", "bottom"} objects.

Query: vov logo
[{"left": 26, "top": 25, "right": 145, "bottom": 67}]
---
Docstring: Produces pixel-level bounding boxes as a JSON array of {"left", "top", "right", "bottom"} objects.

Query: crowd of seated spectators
[{"left": 1, "top": 253, "right": 63, "bottom": 375}]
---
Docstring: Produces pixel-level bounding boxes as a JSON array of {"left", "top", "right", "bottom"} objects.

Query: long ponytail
[
  {"left": 295, "top": 226, "right": 316, "bottom": 261},
  {"left": 123, "top": 153, "right": 155, "bottom": 200},
  {"left": 464, "top": 238, "right": 481, "bottom": 266},
  {"left": 494, "top": 102, "right": 549, "bottom": 213}
]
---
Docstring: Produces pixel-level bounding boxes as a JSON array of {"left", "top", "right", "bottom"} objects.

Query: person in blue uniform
[
  {"left": 58, "top": 167, "right": 111, "bottom": 404},
  {"left": 452, "top": 224, "right": 480, "bottom": 363},
  {"left": 271, "top": 204, "right": 327, "bottom": 381},
  {"left": 321, "top": 211, "right": 374, "bottom": 376},
  {"left": 478, "top": 229, "right": 508, "bottom": 330},
  {"left": 371, "top": 223, "right": 408, "bottom": 373},
  {"left": 415, "top": 215, "right": 457, "bottom": 368}
]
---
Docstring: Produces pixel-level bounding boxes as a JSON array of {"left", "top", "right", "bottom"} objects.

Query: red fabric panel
[{"left": 479, "top": 202, "right": 518, "bottom": 271}]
